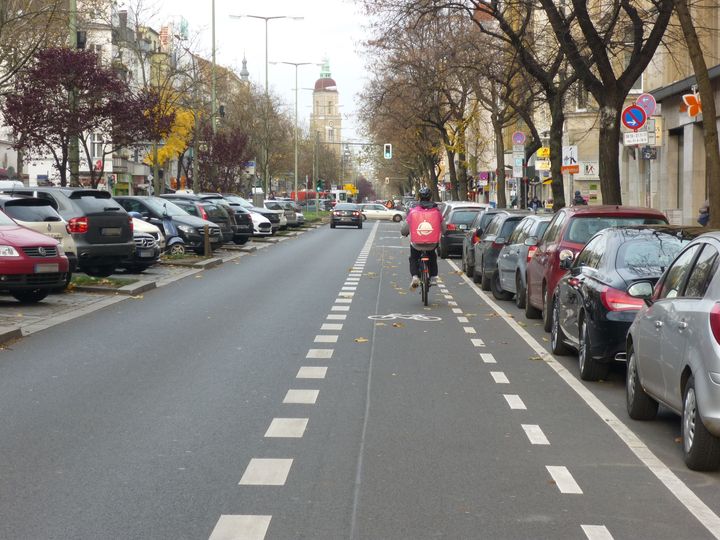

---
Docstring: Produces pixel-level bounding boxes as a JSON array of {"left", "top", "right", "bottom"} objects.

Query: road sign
[
  {"left": 511, "top": 131, "right": 526, "bottom": 145},
  {"left": 561, "top": 145, "right": 578, "bottom": 173},
  {"left": 623, "top": 131, "right": 649, "bottom": 145},
  {"left": 536, "top": 159, "right": 551, "bottom": 171},
  {"left": 537, "top": 147, "right": 550, "bottom": 159},
  {"left": 636, "top": 93, "right": 657, "bottom": 117},
  {"left": 512, "top": 144, "right": 525, "bottom": 153},
  {"left": 621, "top": 105, "right": 647, "bottom": 131},
  {"left": 641, "top": 146, "right": 658, "bottom": 160}
]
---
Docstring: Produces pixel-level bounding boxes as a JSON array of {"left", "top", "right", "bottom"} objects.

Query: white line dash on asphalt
[
  {"left": 314, "top": 335, "right": 338, "bottom": 343},
  {"left": 283, "top": 389, "right": 319, "bottom": 404},
  {"left": 464, "top": 327, "right": 476, "bottom": 334},
  {"left": 335, "top": 298, "right": 353, "bottom": 304},
  {"left": 239, "top": 459, "right": 293, "bottom": 486},
  {"left": 481, "top": 353, "right": 497, "bottom": 364},
  {"left": 521, "top": 424, "right": 550, "bottom": 445},
  {"left": 341, "top": 288, "right": 356, "bottom": 293},
  {"left": 546, "top": 466, "right": 583, "bottom": 494},
  {"left": 342, "top": 286, "right": 357, "bottom": 291},
  {"left": 503, "top": 394, "right": 526, "bottom": 410},
  {"left": 208, "top": 515, "right": 271, "bottom": 540},
  {"left": 265, "top": 418, "right": 308, "bottom": 438},
  {"left": 452, "top": 308, "right": 463, "bottom": 314},
  {"left": 331, "top": 305, "right": 350, "bottom": 311},
  {"left": 307, "top": 349, "right": 333, "bottom": 358},
  {"left": 448, "top": 301, "right": 458, "bottom": 307},
  {"left": 444, "top": 294, "right": 453, "bottom": 299},
  {"left": 490, "top": 371, "right": 509, "bottom": 384},
  {"left": 327, "top": 314, "right": 347, "bottom": 320},
  {"left": 297, "top": 366, "right": 327, "bottom": 379},
  {"left": 346, "top": 278, "right": 360, "bottom": 282},
  {"left": 457, "top": 316, "right": 469, "bottom": 323},
  {"left": 322, "top": 323, "right": 343, "bottom": 331},
  {"left": 581, "top": 525, "right": 614, "bottom": 540},
  {"left": 471, "top": 338, "right": 485, "bottom": 347}
]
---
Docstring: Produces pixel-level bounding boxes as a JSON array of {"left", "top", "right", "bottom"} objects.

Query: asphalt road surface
[{"left": 1, "top": 221, "right": 720, "bottom": 539}]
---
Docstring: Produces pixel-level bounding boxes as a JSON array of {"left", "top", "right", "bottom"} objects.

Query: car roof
[{"left": 562, "top": 205, "right": 667, "bottom": 217}]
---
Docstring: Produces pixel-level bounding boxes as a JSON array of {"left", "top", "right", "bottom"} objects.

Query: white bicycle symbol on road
[{"left": 368, "top": 313, "right": 442, "bottom": 322}]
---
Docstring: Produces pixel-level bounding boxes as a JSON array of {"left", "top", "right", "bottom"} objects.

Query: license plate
[
  {"left": 35, "top": 263, "right": 59, "bottom": 273},
  {"left": 138, "top": 249, "right": 154, "bottom": 257},
  {"left": 102, "top": 227, "right": 122, "bottom": 236},
  {"left": 458, "top": 224, "right": 468, "bottom": 230},
  {"left": 341, "top": 217, "right": 351, "bottom": 221}
]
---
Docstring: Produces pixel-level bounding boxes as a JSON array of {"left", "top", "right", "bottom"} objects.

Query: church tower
[{"left": 310, "top": 58, "right": 341, "bottom": 158}]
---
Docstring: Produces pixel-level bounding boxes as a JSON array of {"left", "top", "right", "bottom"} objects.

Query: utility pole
[{"left": 68, "top": 0, "right": 80, "bottom": 186}]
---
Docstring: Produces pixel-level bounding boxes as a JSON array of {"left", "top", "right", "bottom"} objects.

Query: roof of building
[
  {"left": 651, "top": 62, "right": 720, "bottom": 101},
  {"left": 314, "top": 58, "right": 337, "bottom": 92}
]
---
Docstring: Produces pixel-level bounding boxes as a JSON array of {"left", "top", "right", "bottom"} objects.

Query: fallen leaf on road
[
  {"left": 397, "top": 291, "right": 407, "bottom": 295},
  {"left": 517, "top": 322, "right": 527, "bottom": 327},
  {"left": 392, "top": 322, "right": 405, "bottom": 328},
  {"left": 542, "top": 337, "right": 549, "bottom": 342},
  {"left": 354, "top": 337, "right": 369, "bottom": 343},
  {"left": 375, "top": 322, "right": 386, "bottom": 326},
  {"left": 529, "top": 355, "right": 543, "bottom": 361},
  {"left": 195, "top": 275, "right": 203, "bottom": 279},
  {"left": 131, "top": 295, "right": 144, "bottom": 300},
  {"left": 675, "top": 437, "right": 682, "bottom": 443}
]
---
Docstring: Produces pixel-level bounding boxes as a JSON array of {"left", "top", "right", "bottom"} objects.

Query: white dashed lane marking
[
  {"left": 448, "top": 301, "right": 458, "bottom": 307},
  {"left": 342, "top": 286, "right": 357, "bottom": 291},
  {"left": 480, "top": 353, "right": 497, "bottom": 364},
  {"left": 208, "top": 515, "right": 271, "bottom": 540},
  {"left": 283, "top": 390, "right": 319, "bottom": 404},
  {"left": 327, "top": 314, "right": 347, "bottom": 320},
  {"left": 452, "top": 308, "right": 463, "bottom": 314},
  {"left": 581, "top": 525, "right": 614, "bottom": 540},
  {"left": 264, "top": 418, "right": 309, "bottom": 438},
  {"left": 444, "top": 294, "right": 453, "bottom": 299},
  {"left": 321, "top": 323, "right": 343, "bottom": 331},
  {"left": 471, "top": 338, "right": 485, "bottom": 347},
  {"left": 297, "top": 366, "right": 327, "bottom": 379},
  {"left": 331, "top": 305, "right": 350, "bottom": 312},
  {"left": 546, "top": 466, "right": 583, "bottom": 494},
  {"left": 463, "top": 327, "right": 476, "bottom": 334},
  {"left": 490, "top": 371, "right": 509, "bottom": 384},
  {"left": 457, "top": 316, "right": 469, "bottom": 323},
  {"left": 503, "top": 394, "right": 527, "bottom": 410},
  {"left": 239, "top": 459, "right": 293, "bottom": 486},
  {"left": 314, "top": 335, "right": 338, "bottom": 343},
  {"left": 521, "top": 424, "right": 550, "bottom": 445},
  {"left": 335, "top": 298, "right": 353, "bottom": 304},
  {"left": 306, "top": 349, "right": 333, "bottom": 359}
]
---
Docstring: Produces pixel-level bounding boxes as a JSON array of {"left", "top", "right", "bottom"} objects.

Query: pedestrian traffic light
[{"left": 383, "top": 143, "right": 392, "bottom": 159}]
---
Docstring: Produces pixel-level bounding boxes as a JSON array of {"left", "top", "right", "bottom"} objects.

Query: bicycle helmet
[{"left": 418, "top": 187, "right": 432, "bottom": 201}]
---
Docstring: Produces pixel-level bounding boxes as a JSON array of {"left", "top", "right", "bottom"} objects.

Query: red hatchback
[
  {"left": 524, "top": 205, "right": 667, "bottom": 331},
  {"left": 0, "top": 210, "right": 69, "bottom": 303}
]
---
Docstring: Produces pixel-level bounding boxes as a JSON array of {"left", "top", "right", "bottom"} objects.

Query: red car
[
  {"left": 0, "top": 210, "right": 69, "bottom": 303},
  {"left": 524, "top": 205, "right": 667, "bottom": 331}
]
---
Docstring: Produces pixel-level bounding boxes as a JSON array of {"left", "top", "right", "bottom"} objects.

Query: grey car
[
  {"left": 461, "top": 209, "right": 503, "bottom": 278},
  {"left": 626, "top": 231, "right": 720, "bottom": 471},
  {"left": 497, "top": 214, "right": 552, "bottom": 308}
]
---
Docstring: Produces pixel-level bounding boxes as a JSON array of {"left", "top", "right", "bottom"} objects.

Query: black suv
[{"left": 10, "top": 187, "right": 134, "bottom": 277}]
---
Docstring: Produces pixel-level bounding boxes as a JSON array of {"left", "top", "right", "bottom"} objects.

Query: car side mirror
[
  {"left": 628, "top": 281, "right": 654, "bottom": 306},
  {"left": 559, "top": 249, "right": 575, "bottom": 270},
  {"left": 476, "top": 228, "right": 484, "bottom": 237},
  {"left": 495, "top": 237, "right": 507, "bottom": 245},
  {"left": 524, "top": 237, "right": 538, "bottom": 247}
]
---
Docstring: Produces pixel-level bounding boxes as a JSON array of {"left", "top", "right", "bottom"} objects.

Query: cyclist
[{"left": 401, "top": 186, "right": 443, "bottom": 288}]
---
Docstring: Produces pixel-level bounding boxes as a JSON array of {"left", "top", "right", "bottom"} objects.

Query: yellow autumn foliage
[{"left": 145, "top": 108, "right": 196, "bottom": 166}]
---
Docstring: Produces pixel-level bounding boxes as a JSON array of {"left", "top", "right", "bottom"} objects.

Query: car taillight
[
  {"left": 199, "top": 206, "right": 208, "bottom": 220},
  {"left": 492, "top": 240, "right": 504, "bottom": 249},
  {"left": 471, "top": 231, "right": 479, "bottom": 244},
  {"left": 600, "top": 286, "right": 646, "bottom": 312},
  {"left": 128, "top": 216, "right": 134, "bottom": 234},
  {"left": 352, "top": 211, "right": 360, "bottom": 216},
  {"left": 333, "top": 211, "right": 341, "bottom": 216},
  {"left": 710, "top": 303, "right": 720, "bottom": 344},
  {"left": 446, "top": 224, "right": 457, "bottom": 231},
  {"left": 67, "top": 217, "right": 88, "bottom": 234},
  {"left": 527, "top": 245, "right": 537, "bottom": 262}
]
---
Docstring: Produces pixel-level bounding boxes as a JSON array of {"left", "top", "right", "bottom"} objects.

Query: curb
[
  {"left": 0, "top": 325, "right": 22, "bottom": 345},
  {"left": 73, "top": 280, "right": 157, "bottom": 295},
  {"left": 160, "top": 256, "right": 224, "bottom": 269}
]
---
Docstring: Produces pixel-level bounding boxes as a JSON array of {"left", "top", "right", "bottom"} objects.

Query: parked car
[
  {"left": 625, "top": 231, "right": 720, "bottom": 470},
  {"left": 439, "top": 200, "right": 489, "bottom": 219},
  {"left": 472, "top": 210, "right": 531, "bottom": 294},
  {"left": 359, "top": 203, "right": 406, "bottom": 222},
  {"left": 222, "top": 195, "right": 282, "bottom": 233},
  {"left": 461, "top": 209, "right": 503, "bottom": 278},
  {"left": 9, "top": 187, "right": 134, "bottom": 277},
  {"left": 0, "top": 210, "right": 69, "bottom": 303},
  {"left": 524, "top": 205, "right": 668, "bottom": 332},
  {"left": 161, "top": 196, "right": 234, "bottom": 244},
  {"left": 114, "top": 196, "right": 223, "bottom": 254},
  {"left": 551, "top": 226, "right": 690, "bottom": 381},
  {"left": 496, "top": 214, "right": 552, "bottom": 308},
  {"left": 192, "top": 194, "right": 254, "bottom": 244},
  {"left": 265, "top": 200, "right": 297, "bottom": 228},
  {"left": 120, "top": 231, "right": 161, "bottom": 273},
  {"left": 439, "top": 205, "right": 487, "bottom": 258},
  {"left": 0, "top": 195, "right": 77, "bottom": 287},
  {"left": 330, "top": 203, "right": 363, "bottom": 229}
]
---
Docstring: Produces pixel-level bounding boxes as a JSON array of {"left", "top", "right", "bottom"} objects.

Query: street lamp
[
  {"left": 270, "top": 61, "right": 317, "bottom": 201},
  {"left": 229, "top": 14, "right": 303, "bottom": 197}
]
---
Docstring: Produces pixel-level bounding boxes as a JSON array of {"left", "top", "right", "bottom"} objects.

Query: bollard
[{"left": 204, "top": 224, "right": 211, "bottom": 257}]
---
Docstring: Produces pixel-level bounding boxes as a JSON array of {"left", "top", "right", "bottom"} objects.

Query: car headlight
[
  {"left": 56, "top": 245, "right": 65, "bottom": 256},
  {"left": 177, "top": 225, "right": 195, "bottom": 234},
  {"left": 0, "top": 245, "right": 19, "bottom": 257}
]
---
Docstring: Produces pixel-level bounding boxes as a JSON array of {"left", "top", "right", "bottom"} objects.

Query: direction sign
[
  {"left": 511, "top": 131, "right": 526, "bottom": 145},
  {"left": 636, "top": 93, "right": 657, "bottom": 117},
  {"left": 622, "top": 105, "right": 647, "bottom": 131}
]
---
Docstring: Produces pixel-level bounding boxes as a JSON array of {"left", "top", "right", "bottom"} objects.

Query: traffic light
[
  {"left": 316, "top": 179, "right": 323, "bottom": 192},
  {"left": 383, "top": 143, "right": 392, "bottom": 159}
]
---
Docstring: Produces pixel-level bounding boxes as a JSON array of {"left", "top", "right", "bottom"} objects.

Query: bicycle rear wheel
[{"left": 420, "top": 260, "right": 430, "bottom": 306}]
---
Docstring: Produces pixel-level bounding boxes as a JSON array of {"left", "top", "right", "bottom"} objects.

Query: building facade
[{"left": 310, "top": 60, "right": 342, "bottom": 158}]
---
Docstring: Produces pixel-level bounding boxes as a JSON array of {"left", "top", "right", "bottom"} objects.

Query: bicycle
[{"left": 418, "top": 253, "right": 431, "bottom": 306}]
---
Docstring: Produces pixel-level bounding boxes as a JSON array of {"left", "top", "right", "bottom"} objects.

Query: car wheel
[
  {"left": 330, "top": 223, "right": 336, "bottom": 229},
  {"left": 524, "top": 277, "right": 542, "bottom": 319},
  {"left": 515, "top": 272, "right": 526, "bottom": 309},
  {"left": 626, "top": 345, "right": 658, "bottom": 420},
  {"left": 491, "top": 270, "right": 512, "bottom": 300},
  {"left": 438, "top": 242, "right": 448, "bottom": 259},
  {"left": 683, "top": 375, "right": 720, "bottom": 471},
  {"left": 84, "top": 265, "right": 115, "bottom": 278},
  {"left": 550, "top": 295, "right": 571, "bottom": 355},
  {"left": 234, "top": 237, "right": 249, "bottom": 245},
  {"left": 472, "top": 265, "right": 482, "bottom": 284},
  {"left": 358, "top": 223, "right": 363, "bottom": 229},
  {"left": 578, "top": 315, "right": 609, "bottom": 381},
  {"left": 393, "top": 214, "right": 402, "bottom": 222},
  {"left": 362, "top": 214, "right": 367, "bottom": 221},
  {"left": 480, "top": 259, "right": 491, "bottom": 291},
  {"left": 11, "top": 289, "right": 48, "bottom": 303},
  {"left": 542, "top": 285, "right": 553, "bottom": 332},
  {"left": 168, "top": 243, "right": 186, "bottom": 256}
]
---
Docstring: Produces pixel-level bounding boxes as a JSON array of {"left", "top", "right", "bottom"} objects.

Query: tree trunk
[
  {"left": 598, "top": 105, "right": 623, "bottom": 205},
  {"left": 457, "top": 125, "right": 469, "bottom": 200},
  {"left": 549, "top": 104, "right": 566, "bottom": 211},
  {"left": 674, "top": 0, "right": 720, "bottom": 227},
  {"left": 494, "top": 121, "right": 507, "bottom": 208},
  {"left": 428, "top": 158, "right": 440, "bottom": 201},
  {"left": 446, "top": 147, "right": 458, "bottom": 200}
]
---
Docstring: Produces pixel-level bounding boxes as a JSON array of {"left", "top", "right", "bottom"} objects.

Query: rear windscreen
[
  {"left": 564, "top": 216, "right": 667, "bottom": 244},
  {"left": 71, "top": 195, "right": 123, "bottom": 213},
  {"left": 205, "top": 204, "right": 228, "bottom": 219},
  {"left": 616, "top": 236, "right": 686, "bottom": 276},
  {"left": 4, "top": 203, "right": 62, "bottom": 222},
  {"left": 451, "top": 210, "right": 481, "bottom": 225},
  {"left": 499, "top": 218, "right": 522, "bottom": 238}
]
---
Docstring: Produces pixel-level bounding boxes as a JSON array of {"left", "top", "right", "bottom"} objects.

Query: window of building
[
  {"left": 576, "top": 81, "right": 588, "bottom": 111},
  {"left": 91, "top": 133, "right": 104, "bottom": 158},
  {"left": 327, "top": 102, "right": 333, "bottom": 115}
]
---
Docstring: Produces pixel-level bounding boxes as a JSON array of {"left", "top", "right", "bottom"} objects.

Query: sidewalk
[{"left": 0, "top": 224, "right": 324, "bottom": 345}]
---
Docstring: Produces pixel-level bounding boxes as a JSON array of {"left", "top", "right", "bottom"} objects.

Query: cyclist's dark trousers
[{"left": 409, "top": 247, "right": 438, "bottom": 277}]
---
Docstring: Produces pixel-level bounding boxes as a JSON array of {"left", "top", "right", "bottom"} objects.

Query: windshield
[
  {"left": 224, "top": 196, "right": 254, "bottom": 208},
  {"left": 0, "top": 210, "right": 18, "bottom": 226},
  {"left": 144, "top": 197, "right": 189, "bottom": 217},
  {"left": 564, "top": 216, "right": 667, "bottom": 244}
]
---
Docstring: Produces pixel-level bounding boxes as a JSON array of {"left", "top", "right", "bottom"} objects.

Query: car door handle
[
  {"left": 678, "top": 321, "right": 688, "bottom": 330},
  {"left": 655, "top": 321, "right": 664, "bottom": 328}
]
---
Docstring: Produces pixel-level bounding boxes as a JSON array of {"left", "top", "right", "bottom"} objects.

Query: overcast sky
[{"left": 144, "top": 0, "right": 371, "bottom": 141}]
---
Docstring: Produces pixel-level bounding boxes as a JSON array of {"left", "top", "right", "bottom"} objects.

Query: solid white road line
[
  {"left": 480, "top": 353, "right": 497, "bottom": 364},
  {"left": 464, "top": 327, "right": 476, "bottom": 334},
  {"left": 503, "top": 394, "right": 527, "bottom": 410},
  {"left": 306, "top": 349, "right": 333, "bottom": 359},
  {"left": 297, "top": 366, "right": 328, "bottom": 379},
  {"left": 208, "top": 515, "right": 271, "bottom": 540},
  {"left": 265, "top": 418, "right": 309, "bottom": 438},
  {"left": 331, "top": 306, "right": 350, "bottom": 312},
  {"left": 452, "top": 308, "right": 463, "bottom": 314},
  {"left": 471, "top": 338, "right": 485, "bottom": 347},
  {"left": 239, "top": 459, "right": 293, "bottom": 486},
  {"left": 521, "top": 424, "right": 550, "bottom": 445},
  {"left": 447, "top": 259, "right": 720, "bottom": 539},
  {"left": 457, "top": 316, "right": 469, "bottom": 323},
  {"left": 283, "top": 389, "right": 319, "bottom": 404},
  {"left": 490, "top": 371, "right": 509, "bottom": 384},
  {"left": 546, "top": 466, "right": 583, "bottom": 494},
  {"left": 314, "top": 335, "right": 339, "bottom": 343},
  {"left": 581, "top": 525, "right": 614, "bottom": 540},
  {"left": 322, "top": 323, "right": 343, "bottom": 331},
  {"left": 327, "top": 314, "right": 347, "bottom": 320}
]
